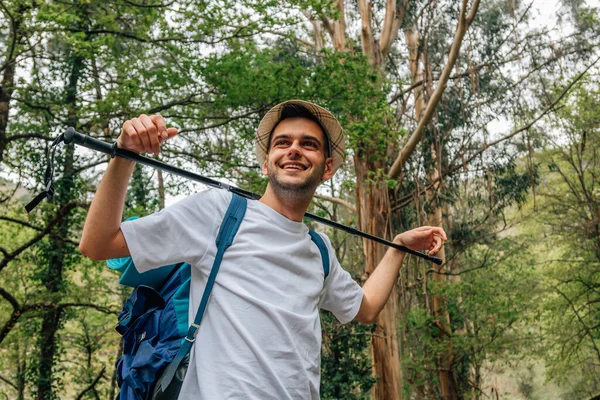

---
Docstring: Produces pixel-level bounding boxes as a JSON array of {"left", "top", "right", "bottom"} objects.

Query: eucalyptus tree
[{"left": 186, "top": 0, "right": 599, "bottom": 397}]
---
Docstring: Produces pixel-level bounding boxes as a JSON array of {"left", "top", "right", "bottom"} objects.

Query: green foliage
[
  {"left": 320, "top": 312, "right": 376, "bottom": 399},
  {"left": 2, "top": 0, "right": 599, "bottom": 397},
  {"left": 527, "top": 77, "right": 600, "bottom": 399}
]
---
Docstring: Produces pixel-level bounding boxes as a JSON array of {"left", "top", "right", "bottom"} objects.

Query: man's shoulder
[
  {"left": 312, "top": 230, "right": 332, "bottom": 247},
  {"left": 176, "top": 188, "right": 232, "bottom": 208}
]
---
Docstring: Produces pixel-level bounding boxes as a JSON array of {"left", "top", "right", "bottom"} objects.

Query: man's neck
[{"left": 258, "top": 185, "right": 313, "bottom": 222}]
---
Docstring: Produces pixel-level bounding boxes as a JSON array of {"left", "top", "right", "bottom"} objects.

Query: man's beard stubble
[{"left": 267, "top": 161, "right": 325, "bottom": 202}]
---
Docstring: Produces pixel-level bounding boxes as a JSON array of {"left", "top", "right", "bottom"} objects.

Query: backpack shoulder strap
[
  {"left": 308, "top": 230, "right": 330, "bottom": 280},
  {"left": 156, "top": 193, "right": 247, "bottom": 393}
]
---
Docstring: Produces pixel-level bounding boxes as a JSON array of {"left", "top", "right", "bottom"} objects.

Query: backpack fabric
[{"left": 108, "top": 193, "right": 330, "bottom": 400}]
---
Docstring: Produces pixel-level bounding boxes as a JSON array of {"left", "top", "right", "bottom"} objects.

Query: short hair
[{"left": 268, "top": 104, "right": 331, "bottom": 157}]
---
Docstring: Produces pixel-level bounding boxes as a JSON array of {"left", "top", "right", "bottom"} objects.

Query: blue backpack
[{"left": 107, "top": 193, "right": 331, "bottom": 400}]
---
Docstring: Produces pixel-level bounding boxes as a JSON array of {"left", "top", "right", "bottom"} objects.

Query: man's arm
[
  {"left": 354, "top": 226, "right": 447, "bottom": 324},
  {"left": 79, "top": 157, "right": 135, "bottom": 260},
  {"left": 79, "top": 114, "right": 177, "bottom": 261}
]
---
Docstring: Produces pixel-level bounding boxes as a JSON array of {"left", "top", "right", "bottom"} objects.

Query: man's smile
[{"left": 279, "top": 161, "right": 308, "bottom": 171}]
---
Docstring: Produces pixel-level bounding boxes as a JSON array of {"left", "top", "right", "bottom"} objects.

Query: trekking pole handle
[{"left": 64, "top": 127, "right": 118, "bottom": 157}]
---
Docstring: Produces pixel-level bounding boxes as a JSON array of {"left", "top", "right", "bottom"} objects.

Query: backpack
[{"left": 107, "top": 193, "right": 331, "bottom": 400}]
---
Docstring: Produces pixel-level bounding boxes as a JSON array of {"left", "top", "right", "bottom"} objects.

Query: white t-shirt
[{"left": 120, "top": 189, "right": 364, "bottom": 399}]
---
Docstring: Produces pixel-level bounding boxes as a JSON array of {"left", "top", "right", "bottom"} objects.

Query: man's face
[{"left": 262, "top": 117, "right": 334, "bottom": 196}]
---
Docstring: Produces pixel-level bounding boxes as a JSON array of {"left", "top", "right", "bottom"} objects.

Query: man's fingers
[
  {"left": 140, "top": 114, "right": 160, "bottom": 154},
  {"left": 131, "top": 117, "right": 151, "bottom": 153},
  {"left": 122, "top": 120, "right": 142, "bottom": 148},
  {"left": 150, "top": 114, "right": 169, "bottom": 139},
  {"left": 429, "top": 236, "right": 443, "bottom": 256},
  {"left": 159, "top": 127, "right": 179, "bottom": 144},
  {"left": 166, "top": 127, "right": 178, "bottom": 137},
  {"left": 433, "top": 227, "right": 448, "bottom": 241}
]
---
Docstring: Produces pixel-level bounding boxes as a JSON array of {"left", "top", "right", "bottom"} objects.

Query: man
[{"left": 79, "top": 100, "right": 446, "bottom": 399}]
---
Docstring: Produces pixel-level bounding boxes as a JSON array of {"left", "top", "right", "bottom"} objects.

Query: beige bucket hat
[{"left": 255, "top": 100, "right": 346, "bottom": 173}]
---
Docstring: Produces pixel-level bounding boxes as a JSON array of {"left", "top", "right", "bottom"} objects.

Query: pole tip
[{"left": 431, "top": 256, "right": 443, "bottom": 265}]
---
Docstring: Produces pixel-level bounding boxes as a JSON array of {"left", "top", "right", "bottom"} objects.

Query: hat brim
[{"left": 255, "top": 100, "right": 345, "bottom": 173}]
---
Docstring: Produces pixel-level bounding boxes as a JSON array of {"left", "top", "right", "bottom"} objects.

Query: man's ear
[
  {"left": 261, "top": 157, "right": 269, "bottom": 176},
  {"left": 321, "top": 157, "right": 334, "bottom": 182}
]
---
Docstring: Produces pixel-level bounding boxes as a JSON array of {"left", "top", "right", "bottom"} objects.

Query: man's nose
[{"left": 287, "top": 140, "right": 302, "bottom": 157}]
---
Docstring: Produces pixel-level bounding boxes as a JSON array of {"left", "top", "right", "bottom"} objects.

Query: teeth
[{"left": 284, "top": 165, "right": 304, "bottom": 170}]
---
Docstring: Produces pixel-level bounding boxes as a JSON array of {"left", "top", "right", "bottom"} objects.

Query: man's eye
[
  {"left": 274, "top": 140, "right": 288, "bottom": 146},
  {"left": 304, "top": 141, "right": 318, "bottom": 148}
]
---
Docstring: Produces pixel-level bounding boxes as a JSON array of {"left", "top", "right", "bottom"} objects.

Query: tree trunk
[
  {"left": 36, "top": 54, "right": 83, "bottom": 400},
  {"left": 0, "top": 3, "right": 29, "bottom": 164},
  {"left": 157, "top": 167, "right": 165, "bottom": 210},
  {"left": 354, "top": 155, "right": 402, "bottom": 399},
  {"left": 427, "top": 154, "right": 457, "bottom": 400}
]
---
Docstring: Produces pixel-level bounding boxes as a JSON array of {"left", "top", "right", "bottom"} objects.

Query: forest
[{"left": 0, "top": 0, "right": 599, "bottom": 398}]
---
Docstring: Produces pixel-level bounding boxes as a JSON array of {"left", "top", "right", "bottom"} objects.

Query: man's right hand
[{"left": 117, "top": 114, "right": 178, "bottom": 154}]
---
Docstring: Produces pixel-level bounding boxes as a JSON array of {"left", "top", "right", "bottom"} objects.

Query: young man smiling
[{"left": 80, "top": 100, "right": 446, "bottom": 399}]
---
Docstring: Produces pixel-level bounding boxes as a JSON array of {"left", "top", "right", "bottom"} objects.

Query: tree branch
[
  {"left": 0, "top": 202, "right": 80, "bottom": 273},
  {"left": 146, "top": 94, "right": 212, "bottom": 114},
  {"left": 357, "top": 0, "right": 375, "bottom": 64},
  {"left": 449, "top": 55, "right": 600, "bottom": 176},
  {"left": 380, "top": 0, "right": 409, "bottom": 57},
  {"left": 333, "top": 0, "right": 346, "bottom": 51},
  {"left": 554, "top": 285, "right": 600, "bottom": 362},
  {"left": 74, "top": 367, "right": 106, "bottom": 400},
  {"left": 319, "top": 14, "right": 335, "bottom": 43},
  {"left": 0, "top": 291, "right": 119, "bottom": 345},
  {"left": 5, "top": 133, "right": 53, "bottom": 142},
  {"left": 388, "top": 0, "right": 481, "bottom": 179},
  {"left": 0, "top": 287, "right": 20, "bottom": 310},
  {"left": 0, "top": 216, "right": 41, "bottom": 231},
  {"left": 313, "top": 194, "right": 357, "bottom": 213},
  {"left": 56, "top": 303, "right": 119, "bottom": 314},
  {"left": 0, "top": 374, "right": 18, "bottom": 391},
  {"left": 0, "top": 287, "right": 21, "bottom": 345}
]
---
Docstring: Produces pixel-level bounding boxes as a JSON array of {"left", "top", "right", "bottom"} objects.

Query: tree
[{"left": 534, "top": 77, "right": 600, "bottom": 399}]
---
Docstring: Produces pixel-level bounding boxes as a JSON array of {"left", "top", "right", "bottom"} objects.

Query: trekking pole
[{"left": 29, "top": 127, "right": 443, "bottom": 265}]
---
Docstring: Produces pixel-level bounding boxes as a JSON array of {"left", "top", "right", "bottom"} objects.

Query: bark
[
  {"left": 304, "top": 11, "right": 324, "bottom": 52},
  {"left": 354, "top": 155, "right": 402, "bottom": 399},
  {"left": 405, "top": 23, "right": 459, "bottom": 394},
  {"left": 427, "top": 179, "right": 457, "bottom": 399},
  {"left": 405, "top": 28, "right": 427, "bottom": 122},
  {"left": 0, "top": 57, "right": 15, "bottom": 164},
  {"left": 313, "top": 193, "right": 356, "bottom": 213},
  {"left": 380, "top": 0, "right": 409, "bottom": 58},
  {"left": 357, "top": 0, "right": 376, "bottom": 65},
  {"left": 332, "top": 0, "right": 346, "bottom": 51},
  {"left": 351, "top": 2, "right": 409, "bottom": 396},
  {"left": 157, "top": 168, "right": 165, "bottom": 210},
  {"left": 357, "top": 0, "right": 407, "bottom": 66},
  {"left": 0, "top": 2, "right": 30, "bottom": 163}
]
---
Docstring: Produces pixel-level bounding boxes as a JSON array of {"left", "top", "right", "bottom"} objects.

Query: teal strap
[
  {"left": 155, "top": 193, "right": 247, "bottom": 393},
  {"left": 308, "top": 230, "right": 330, "bottom": 279}
]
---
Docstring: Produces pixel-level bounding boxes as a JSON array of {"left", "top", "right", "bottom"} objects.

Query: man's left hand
[{"left": 394, "top": 226, "right": 447, "bottom": 256}]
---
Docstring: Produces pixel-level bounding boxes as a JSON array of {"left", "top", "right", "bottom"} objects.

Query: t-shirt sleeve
[
  {"left": 120, "top": 189, "right": 226, "bottom": 273},
  {"left": 318, "top": 233, "right": 364, "bottom": 324}
]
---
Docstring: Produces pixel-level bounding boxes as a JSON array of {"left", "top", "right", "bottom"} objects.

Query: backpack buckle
[{"left": 184, "top": 323, "right": 201, "bottom": 343}]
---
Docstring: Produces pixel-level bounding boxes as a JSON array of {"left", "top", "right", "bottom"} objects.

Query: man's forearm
[
  {"left": 80, "top": 156, "right": 135, "bottom": 259},
  {"left": 355, "top": 247, "right": 405, "bottom": 323}
]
